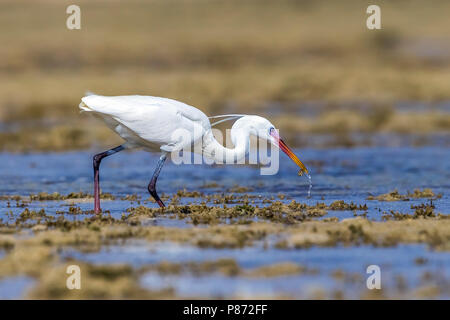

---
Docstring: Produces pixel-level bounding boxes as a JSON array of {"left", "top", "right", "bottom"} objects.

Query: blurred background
[
  {"left": 0, "top": 0, "right": 449, "bottom": 300},
  {"left": 0, "top": 0, "right": 449, "bottom": 151}
]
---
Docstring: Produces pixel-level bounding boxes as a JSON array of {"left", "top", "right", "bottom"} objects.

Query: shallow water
[
  {"left": 0, "top": 147, "right": 448, "bottom": 221},
  {"left": 63, "top": 242, "right": 450, "bottom": 299},
  {"left": 0, "top": 276, "right": 34, "bottom": 299},
  {"left": 0, "top": 147, "right": 449, "bottom": 298}
]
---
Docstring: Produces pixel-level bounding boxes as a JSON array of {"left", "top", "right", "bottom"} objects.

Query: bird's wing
[
  {"left": 208, "top": 114, "right": 247, "bottom": 126},
  {"left": 80, "top": 95, "right": 209, "bottom": 151},
  {"left": 84, "top": 95, "right": 210, "bottom": 127}
]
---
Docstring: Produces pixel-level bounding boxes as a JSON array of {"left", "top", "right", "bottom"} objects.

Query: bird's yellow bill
[
  {"left": 278, "top": 139, "right": 308, "bottom": 176},
  {"left": 270, "top": 129, "right": 308, "bottom": 175}
]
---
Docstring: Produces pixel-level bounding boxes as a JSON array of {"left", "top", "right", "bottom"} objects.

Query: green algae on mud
[
  {"left": 382, "top": 201, "right": 450, "bottom": 221},
  {"left": 0, "top": 192, "right": 116, "bottom": 203},
  {"left": 30, "top": 192, "right": 116, "bottom": 201},
  {"left": 1, "top": 204, "right": 449, "bottom": 251},
  {"left": 0, "top": 202, "right": 449, "bottom": 299},
  {"left": 367, "top": 189, "right": 442, "bottom": 201},
  {"left": 125, "top": 200, "right": 369, "bottom": 225},
  {"left": 0, "top": 218, "right": 450, "bottom": 299},
  {"left": 0, "top": 184, "right": 449, "bottom": 299}
]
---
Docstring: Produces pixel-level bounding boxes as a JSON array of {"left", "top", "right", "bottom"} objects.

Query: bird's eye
[{"left": 269, "top": 127, "right": 275, "bottom": 135}]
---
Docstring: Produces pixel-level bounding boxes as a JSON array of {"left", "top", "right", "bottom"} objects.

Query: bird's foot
[{"left": 156, "top": 199, "right": 165, "bottom": 208}]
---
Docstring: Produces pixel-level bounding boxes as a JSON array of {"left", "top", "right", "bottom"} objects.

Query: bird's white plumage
[
  {"left": 80, "top": 94, "right": 310, "bottom": 212},
  {"left": 80, "top": 94, "right": 280, "bottom": 165},
  {"left": 80, "top": 95, "right": 211, "bottom": 152}
]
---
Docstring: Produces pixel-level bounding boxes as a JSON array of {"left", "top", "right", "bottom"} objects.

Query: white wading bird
[{"left": 79, "top": 94, "right": 308, "bottom": 213}]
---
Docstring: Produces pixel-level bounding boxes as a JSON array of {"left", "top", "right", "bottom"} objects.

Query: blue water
[
  {"left": 0, "top": 276, "right": 34, "bottom": 299},
  {"left": 0, "top": 147, "right": 448, "bottom": 221},
  {"left": 0, "top": 147, "right": 449, "bottom": 298},
  {"left": 63, "top": 242, "right": 450, "bottom": 299}
]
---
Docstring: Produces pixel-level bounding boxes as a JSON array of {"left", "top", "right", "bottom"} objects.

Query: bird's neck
[{"left": 202, "top": 128, "right": 249, "bottom": 164}]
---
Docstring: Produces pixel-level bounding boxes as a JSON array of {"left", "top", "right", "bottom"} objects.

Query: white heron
[{"left": 79, "top": 94, "right": 308, "bottom": 213}]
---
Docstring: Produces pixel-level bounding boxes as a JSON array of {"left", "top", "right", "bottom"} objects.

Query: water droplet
[{"left": 306, "top": 174, "right": 312, "bottom": 198}]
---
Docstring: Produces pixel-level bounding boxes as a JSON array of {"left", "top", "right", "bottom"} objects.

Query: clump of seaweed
[
  {"left": 0, "top": 206, "right": 449, "bottom": 299},
  {"left": 120, "top": 199, "right": 371, "bottom": 225},
  {"left": 367, "top": 190, "right": 407, "bottom": 201},
  {"left": 141, "top": 259, "right": 317, "bottom": 279},
  {"left": 29, "top": 192, "right": 65, "bottom": 201},
  {"left": 0, "top": 195, "right": 23, "bottom": 201},
  {"left": 15, "top": 208, "right": 48, "bottom": 224},
  {"left": 189, "top": 259, "right": 240, "bottom": 277},
  {"left": 408, "top": 189, "right": 440, "bottom": 199},
  {"left": 283, "top": 218, "right": 450, "bottom": 250},
  {"left": 330, "top": 269, "right": 362, "bottom": 283},
  {"left": 29, "top": 192, "right": 115, "bottom": 201},
  {"left": 0, "top": 235, "right": 15, "bottom": 249},
  {"left": 414, "top": 257, "right": 428, "bottom": 265},
  {"left": 227, "top": 185, "right": 254, "bottom": 193},
  {"left": 199, "top": 182, "right": 222, "bottom": 189},
  {"left": 367, "top": 189, "right": 441, "bottom": 201},
  {"left": 412, "top": 202, "right": 436, "bottom": 218},
  {"left": 245, "top": 262, "right": 313, "bottom": 278},
  {"left": 120, "top": 194, "right": 140, "bottom": 201},
  {"left": 328, "top": 200, "right": 368, "bottom": 211},
  {"left": 382, "top": 201, "right": 441, "bottom": 220},
  {"left": 176, "top": 189, "right": 204, "bottom": 198},
  {"left": 56, "top": 205, "right": 84, "bottom": 215},
  {"left": 125, "top": 206, "right": 158, "bottom": 225},
  {"left": 28, "top": 261, "right": 175, "bottom": 299},
  {"left": 141, "top": 259, "right": 240, "bottom": 277},
  {"left": 126, "top": 206, "right": 156, "bottom": 217}
]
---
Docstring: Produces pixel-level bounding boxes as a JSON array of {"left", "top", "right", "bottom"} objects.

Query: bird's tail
[
  {"left": 79, "top": 101, "right": 91, "bottom": 112},
  {"left": 79, "top": 91, "right": 96, "bottom": 112}
]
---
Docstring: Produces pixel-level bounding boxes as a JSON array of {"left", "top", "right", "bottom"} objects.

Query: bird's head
[{"left": 232, "top": 115, "right": 308, "bottom": 175}]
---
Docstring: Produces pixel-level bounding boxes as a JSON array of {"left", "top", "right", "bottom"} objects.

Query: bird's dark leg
[
  {"left": 93, "top": 145, "right": 125, "bottom": 213},
  {"left": 148, "top": 153, "right": 167, "bottom": 208}
]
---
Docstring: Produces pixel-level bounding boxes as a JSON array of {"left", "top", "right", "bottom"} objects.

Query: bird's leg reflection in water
[
  {"left": 148, "top": 152, "right": 168, "bottom": 208},
  {"left": 93, "top": 144, "right": 125, "bottom": 213}
]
